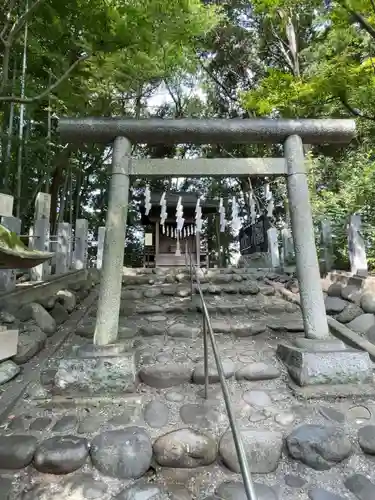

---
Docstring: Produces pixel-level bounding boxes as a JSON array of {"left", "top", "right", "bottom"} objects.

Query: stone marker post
[
  {"left": 56, "top": 222, "right": 72, "bottom": 274},
  {"left": 73, "top": 219, "right": 88, "bottom": 270},
  {"left": 30, "top": 192, "right": 51, "bottom": 281},
  {"left": 281, "top": 226, "right": 294, "bottom": 265},
  {"left": 96, "top": 226, "right": 105, "bottom": 270},
  {"left": 0, "top": 194, "right": 22, "bottom": 292},
  {"left": 267, "top": 227, "right": 280, "bottom": 269},
  {"left": 348, "top": 214, "right": 368, "bottom": 276},
  {"left": 94, "top": 137, "right": 131, "bottom": 346},
  {"left": 321, "top": 219, "right": 334, "bottom": 273},
  {"left": 284, "top": 135, "right": 330, "bottom": 339}
]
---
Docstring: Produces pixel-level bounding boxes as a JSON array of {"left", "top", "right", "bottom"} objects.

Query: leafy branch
[
  {"left": 0, "top": 0, "right": 46, "bottom": 94},
  {"left": 0, "top": 53, "right": 90, "bottom": 103}
]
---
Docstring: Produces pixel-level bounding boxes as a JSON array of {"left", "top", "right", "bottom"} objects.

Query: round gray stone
[
  {"left": 139, "top": 364, "right": 192, "bottom": 388},
  {"left": 165, "top": 391, "right": 185, "bottom": 402},
  {"left": 90, "top": 427, "right": 152, "bottom": 479},
  {"left": 233, "top": 322, "right": 267, "bottom": 337},
  {"left": 144, "top": 400, "right": 169, "bottom": 428},
  {"left": 249, "top": 412, "right": 267, "bottom": 423},
  {"left": 207, "top": 285, "right": 222, "bottom": 295},
  {"left": 52, "top": 415, "right": 78, "bottom": 432},
  {"left": 0, "top": 360, "right": 20, "bottom": 385},
  {"left": 243, "top": 390, "right": 272, "bottom": 407},
  {"left": 26, "top": 303, "right": 56, "bottom": 335},
  {"left": 180, "top": 403, "right": 223, "bottom": 428},
  {"left": 33, "top": 435, "right": 88, "bottom": 474},
  {"left": 347, "top": 405, "right": 371, "bottom": 422},
  {"left": 360, "top": 293, "right": 375, "bottom": 314},
  {"left": 7, "top": 415, "right": 27, "bottom": 431},
  {"left": 215, "top": 481, "right": 278, "bottom": 500},
  {"left": 344, "top": 474, "right": 375, "bottom": 500},
  {"left": 139, "top": 324, "right": 166, "bottom": 336},
  {"left": 324, "top": 296, "right": 347, "bottom": 314},
  {"left": 57, "top": 289, "right": 76, "bottom": 313},
  {"left": 29, "top": 417, "right": 52, "bottom": 431},
  {"left": 114, "top": 482, "right": 170, "bottom": 499},
  {"left": 286, "top": 424, "right": 352, "bottom": 470},
  {"left": 108, "top": 403, "right": 143, "bottom": 427},
  {"left": 335, "top": 303, "right": 363, "bottom": 324},
  {"left": 0, "top": 476, "right": 12, "bottom": 499},
  {"left": 239, "top": 283, "right": 260, "bottom": 295},
  {"left": 347, "top": 313, "right": 375, "bottom": 334},
  {"left": 153, "top": 428, "right": 217, "bottom": 468},
  {"left": 284, "top": 474, "right": 307, "bottom": 488},
  {"left": 0, "top": 434, "right": 37, "bottom": 469},
  {"left": 78, "top": 415, "right": 104, "bottom": 434},
  {"left": 13, "top": 328, "right": 47, "bottom": 364},
  {"left": 275, "top": 412, "right": 295, "bottom": 426},
  {"left": 168, "top": 323, "right": 200, "bottom": 339},
  {"left": 308, "top": 488, "right": 346, "bottom": 500},
  {"left": 50, "top": 302, "right": 70, "bottom": 325},
  {"left": 148, "top": 315, "right": 167, "bottom": 322},
  {"left": 319, "top": 406, "right": 345, "bottom": 424},
  {"left": 0, "top": 310, "right": 16, "bottom": 323},
  {"left": 144, "top": 288, "right": 162, "bottom": 298},
  {"left": 327, "top": 283, "right": 343, "bottom": 297},
  {"left": 358, "top": 425, "right": 375, "bottom": 454},
  {"left": 341, "top": 285, "right": 361, "bottom": 302},
  {"left": 235, "top": 363, "right": 280, "bottom": 381},
  {"left": 219, "top": 429, "right": 283, "bottom": 474},
  {"left": 193, "top": 359, "right": 235, "bottom": 384},
  {"left": 61, "top": 473, "right": 108, "bottom": 499},
  {"left": 121, "top": 290, "right": 143, "bottom": 300},
  {"left": 267, "top": 319, "right": 304, "bottom": 332}
]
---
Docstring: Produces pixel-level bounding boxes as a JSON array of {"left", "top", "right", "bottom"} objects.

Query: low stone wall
[
  {"left": 267, "top": 270, "right": 375, "bottom": 349},
  {"left": 237, "top": 252, "right": 271, "bottom": 268},
  {"left": 0, "top": 269, "right": 100, "bottom": 387}
]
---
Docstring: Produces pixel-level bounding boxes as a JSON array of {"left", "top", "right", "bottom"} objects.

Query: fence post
[
  {"left": 348, "top": 214, "right": 368, "bottom": 276},
  {"left": 321, "top": 219, "right": 333, "bottom": 273},
  {"left": 30, "top": 192, "right": 51, "bottom": 281},
  {"left": 56, "top": 222, "right": 72, "bottom": 274},
  {"left": 267, "top": 227, "right": 280, "bottom": 269},
  {"left": 96, "top": 226, "right": 105, "bottom": 270},
  {"left": 0, "top": 194, "right": 22, "bottom": 292},
  {"left": 73, "top": 219, "right": 88, "bottom": 270}
]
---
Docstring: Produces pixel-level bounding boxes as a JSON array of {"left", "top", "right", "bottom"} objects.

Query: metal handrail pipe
[{"left": 193, "top": 270, "right": 258, "bottom": 500}]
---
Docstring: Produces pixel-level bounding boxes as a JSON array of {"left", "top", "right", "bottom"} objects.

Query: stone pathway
[{"left": 0, "top": 268, "right": 374, "bottom": 499}]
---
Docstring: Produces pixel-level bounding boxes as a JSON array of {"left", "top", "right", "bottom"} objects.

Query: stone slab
[
  {"left": 0, "top": 328, "right": 18, "bottom": 361},
  {"left": 288, "top": 380, "right": 375, "bottom": 399},
  {"left": 53, "top": 353, "right": 138, "bottom": 396},
  {"left": 277, "top": 342, "right": 373, "bottom": 387},
  {"left": 292, "top": 338, "right": 348, "bottom": 351}
]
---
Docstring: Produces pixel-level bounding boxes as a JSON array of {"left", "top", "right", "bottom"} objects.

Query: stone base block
[
  {"left": 74, "top": 342, "right": 133, "bottom": 358},
  {"left": 53, "top": 352, "right": 138, "bottom": 396},
  {"left": 277, "top": 342, "right": 373, "bottom": 387},
  {"left": 292, "top": 338, "right": 348, "bottom": 351},
  {"left": 288, "top": 380, "right": 375, "bottom": 399}
]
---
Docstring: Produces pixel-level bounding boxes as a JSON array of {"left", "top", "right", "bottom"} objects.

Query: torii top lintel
[{"left": 58, "top": 117, "right": 356, "bottom": 145}]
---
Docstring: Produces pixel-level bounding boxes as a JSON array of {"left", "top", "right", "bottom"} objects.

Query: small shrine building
[{"left": 140, "top": 192, "right": 216, "bottom": 268}]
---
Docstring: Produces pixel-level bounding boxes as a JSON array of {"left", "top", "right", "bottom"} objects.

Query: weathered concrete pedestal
[
  {"left": 53, "top": 344, "right": 138, "bottom": 396},
  {"left": 277, "top": 340, "right": 374, "bottom": 399}
]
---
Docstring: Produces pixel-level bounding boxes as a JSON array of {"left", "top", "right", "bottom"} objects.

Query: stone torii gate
[{"left": 58, "top": 118, "right": 356, "bottom": 349}]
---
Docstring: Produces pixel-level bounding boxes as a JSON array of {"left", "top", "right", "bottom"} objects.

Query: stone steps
[{"left": 2, "top": 268, "right": 375, "bottom": 499}]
